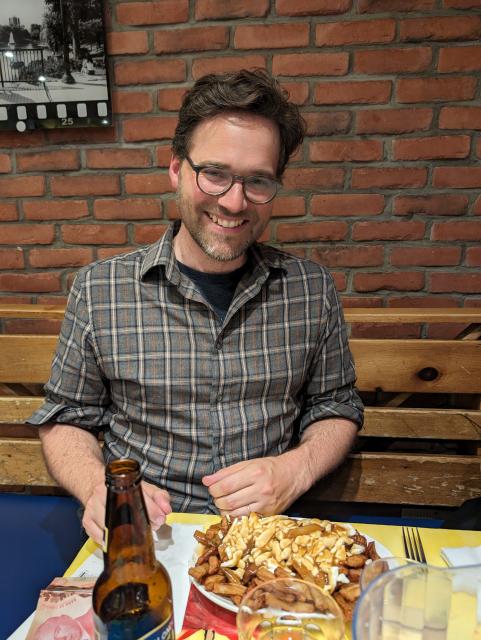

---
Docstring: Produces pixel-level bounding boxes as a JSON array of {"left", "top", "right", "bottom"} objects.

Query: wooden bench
[{"left": 1, "top": 304, "right": 480, "bottom": 512}]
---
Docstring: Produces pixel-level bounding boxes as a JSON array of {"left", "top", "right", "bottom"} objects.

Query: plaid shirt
[{"left": 29, "top": 222, "right": 363, "bottom": 512}]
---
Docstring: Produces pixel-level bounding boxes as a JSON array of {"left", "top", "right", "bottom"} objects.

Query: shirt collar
[{"left": 140, "top": 220, "right": 287, "bottom": 281}]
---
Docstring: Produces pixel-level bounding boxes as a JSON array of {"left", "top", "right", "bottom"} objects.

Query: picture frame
[{"left": 0, "top": 0, "right": 112, "bottom": 132}]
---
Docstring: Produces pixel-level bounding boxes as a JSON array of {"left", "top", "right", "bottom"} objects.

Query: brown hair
[{"left": 172, "top": 69, "right": 305, "bottom": 178}]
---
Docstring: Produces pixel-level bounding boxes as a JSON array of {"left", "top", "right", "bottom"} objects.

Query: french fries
[{"left": 188, "top": 513, "right": 380, "bottom": 621}]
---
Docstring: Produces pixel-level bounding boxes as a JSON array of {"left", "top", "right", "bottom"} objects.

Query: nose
[{"left": 217, "top": 180, "right": 248, "bottom": 214}]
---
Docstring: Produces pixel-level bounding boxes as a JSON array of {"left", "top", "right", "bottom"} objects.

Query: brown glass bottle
[{"left": 93, "top": 459, "right": 174, "bottom": 640}]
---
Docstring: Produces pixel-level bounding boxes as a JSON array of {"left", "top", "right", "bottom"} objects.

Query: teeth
[{"left": 208, "top": 213, "right": 244, "bottom": 228}]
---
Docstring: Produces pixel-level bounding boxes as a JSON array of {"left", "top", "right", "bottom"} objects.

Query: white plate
[{"left": 189, "top": 524, "right": 393, "bottom": 614}]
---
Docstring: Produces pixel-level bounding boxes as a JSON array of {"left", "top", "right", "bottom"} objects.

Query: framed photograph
[{"left": 0, "top": 0, "right": 112, "bottom": 132}]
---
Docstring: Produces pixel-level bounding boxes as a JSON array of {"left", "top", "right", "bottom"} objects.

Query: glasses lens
[
  {"left": 244, "top": 176, "right": 277, "bottom": 203},
  {"left": 198, "top": 167, "right": 232, "bottom": 195}
]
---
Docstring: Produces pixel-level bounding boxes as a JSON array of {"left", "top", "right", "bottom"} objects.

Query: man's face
[{"left": 169, "top": 111, "right": 280, "bottom": 270}]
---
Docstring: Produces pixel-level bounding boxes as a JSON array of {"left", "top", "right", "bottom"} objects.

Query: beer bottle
[{"left": 93, "top": 458, "right": 174, "bottom": 640}]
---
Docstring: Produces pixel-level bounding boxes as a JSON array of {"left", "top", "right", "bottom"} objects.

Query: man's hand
[
  {"left": 82, "top": 479, "right": 172, "bottom": 545},
  {"left": 202, "top": 456, "right": 302, "bottom": 518}
]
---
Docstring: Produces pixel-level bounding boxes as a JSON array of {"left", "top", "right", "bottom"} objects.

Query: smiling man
[{"left": 29, "top": 70, "right": 363, "bottom": 544}]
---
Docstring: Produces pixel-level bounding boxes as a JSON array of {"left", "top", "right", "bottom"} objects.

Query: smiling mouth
[{"left": 207, "top": 213, "right": 246, "bottom": 229}]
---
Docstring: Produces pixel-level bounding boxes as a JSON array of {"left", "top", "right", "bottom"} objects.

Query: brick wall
[{"left": 1, "top": 0, "right": 481, "bottom": 313}]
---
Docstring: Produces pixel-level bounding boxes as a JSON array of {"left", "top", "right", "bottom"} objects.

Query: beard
[{"left": 176, "top": 189, "right": 267, "bottom": 263}]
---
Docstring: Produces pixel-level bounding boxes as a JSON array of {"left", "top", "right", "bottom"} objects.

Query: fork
[{"left": 402, "top": 526, "right": 427, "bottom": 563}]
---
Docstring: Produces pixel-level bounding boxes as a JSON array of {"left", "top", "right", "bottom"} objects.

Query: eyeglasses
[{"left": 185, "top": 155, "right": 279, "bottom": 204}]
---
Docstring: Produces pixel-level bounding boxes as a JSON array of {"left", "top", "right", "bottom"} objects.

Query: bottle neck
[{"left": 103, "top": 460, "right": 156, "bottom": 568}]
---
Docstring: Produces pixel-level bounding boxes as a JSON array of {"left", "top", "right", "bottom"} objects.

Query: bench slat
[
  {"left": 0, "top": 438, "right": 55, "bottom": 486},
  {"left": 0, "top": 396, "right": 45, "bottom": 422},
  {"left": 352, "top": 339, "right": 481, "bottom": 394},
  {"left": 0, "top": 335, "right": 57, "bottom": 383},
  {"left": 344, "top": 308, "right": 481, "bottom": 324},
  {"left": 307, "top": 452, "right": 481, "bottom": 507}
]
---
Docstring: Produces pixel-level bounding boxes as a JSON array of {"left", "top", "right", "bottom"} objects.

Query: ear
[{"left": 169, "top": 155, "right": 182, "bottom": 190}]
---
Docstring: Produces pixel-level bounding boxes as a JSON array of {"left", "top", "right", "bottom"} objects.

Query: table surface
[{"left": 9, "top": 513, "right": 481, "bottom": 640}]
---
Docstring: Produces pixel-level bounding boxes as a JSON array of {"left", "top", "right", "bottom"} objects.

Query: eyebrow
[{"left": 196, "top": 159, "right": 276, "bottom": 180}]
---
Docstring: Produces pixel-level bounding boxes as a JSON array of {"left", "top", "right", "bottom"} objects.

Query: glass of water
[{"left": 236, "top": 578, "right": 345, "bottom": 640}]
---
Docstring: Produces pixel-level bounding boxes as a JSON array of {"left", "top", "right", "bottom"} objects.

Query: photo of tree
[{"left": 0, "top": 0, "right": 111, "bottom": 129}]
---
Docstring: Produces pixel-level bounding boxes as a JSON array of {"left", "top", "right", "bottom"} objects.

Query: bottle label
[{"left": 94, "top": 612, "right": 175, "bottom": 640}]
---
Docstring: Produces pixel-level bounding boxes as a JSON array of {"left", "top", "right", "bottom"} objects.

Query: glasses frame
[{"left": 184, "top": 155, "right": 279, "bottom": 204}]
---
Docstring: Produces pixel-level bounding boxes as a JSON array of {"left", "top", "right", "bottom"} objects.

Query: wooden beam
[
  {"left": 0, "top": 304, "right": 66, "bottom": 319},
  {"left": 305, "top": 452, "right": 481, "bottom": 507},
  {"left": 0, "top": 335, "right": 57, "bottom": 383},
  {"left": 362, "top": 407, "right": 481, "bottom": 440},
  {"left": 0, "top": 396, "right": 45, "bottom": 422},
  {"left": 0, "top": 438, "right": 56, "bottom": 487},
  {"left": 344, "top": 308, "right": 481, "bottom": 324}
]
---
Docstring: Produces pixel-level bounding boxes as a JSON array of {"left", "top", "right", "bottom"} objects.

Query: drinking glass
[
  {"left": 360, "top": 557, "right": 419, "bottom": 592},
  {"left": 236, "top": 578, "right": 345, "bottom": 640}
]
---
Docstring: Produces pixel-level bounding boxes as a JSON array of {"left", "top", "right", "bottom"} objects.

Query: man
[{"left": 29, "top": 70, "right": 363, "bottom": 545}]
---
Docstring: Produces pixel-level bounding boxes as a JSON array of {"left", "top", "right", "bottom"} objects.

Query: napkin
[{"left": 440, "top": 544, "right": 481, "bottom": 567}]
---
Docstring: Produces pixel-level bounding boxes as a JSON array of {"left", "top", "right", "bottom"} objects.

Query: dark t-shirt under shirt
[{"left": 177, "top": 260, "right": 248, "bottom": 322}]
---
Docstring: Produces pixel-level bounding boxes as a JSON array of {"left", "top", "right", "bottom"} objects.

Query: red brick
[
  {"left": 387, "top": 295, "right": 458, "bottom": 307},
  {"left": 125, "top": 173, "right": 172, "bottom": 195},
  {"left": 283, "top": 167, "right": 344, "bottom": 190},
  {"left": 62, "top": 224, "right": 127, "bottom": 245},
  {"left": 466, "top": 247, "right": 481, "bottom": 266},
  {"left": 313, "top": 245, "right": 384, "bottom": 267},
  {"left": 342, "top": 297, "right": 384, "bottom": 308},
  {"left": 276, "top": 0, "right": 350, "bottom": 14},
  {"left": 24, "top": 200, "right": 89, "bottom": 220},
  {"left": 4, "top": 318, "right": 63, "bottom": 335},
  {"left": 157, "top": 87, "right": 188, "bottom": 111},
  {"left": 393, "top": 135, "right": 470, "bottom": 160},
  {"left": 156, "top": 145, "right": 172, "bottom": 167},
  {"left": 0, "top": 130, "right": 46, "bottom": 149},
  {"left": 112, "top": 91, "right": 153, "bottom": 114},
  {"left": 475, "top": 196, "right": 481, "bottom": 215},
  {"left": 1, "top": 224, "right": 55, "bottom": 245},
  {"left": 45, "top": 127, "right": 117, "bottom": 145},
  {"left": 358, "top": 0, "right": 435, "bottom": 10},
  {"left": 400, "top": 16, "right": 481, "bottom": 41},
  {"left": 316, "top": 19, "right": 395, "bottom": 46},
  {"left": 0, "top": 249, "right": 24, "bottom": 269},
  {"left": 117, "top": 1, "right": 188, "bottom": 25},
  {"left": 431, "top": 273, "right": 481, "bottom": 293},
  {"left": 391, "top": 247, "right": 461, "bottom": 266},
  {"left": 310, "top": 139, "right": 382, "bottom": 162},
  {"left": 0, "top": 295, "right": 32, "bottom": 305},
  {"left": 331, "top": 273, "right": 347, "bottom": 292},
  {"left": 280, "top": 82, "right": 309, "bottom": 106},
  {"left": 394, "top": 194, "right": 468, "bottom": 216},
  {"left": 165, "top": 199, "right": 180, "bottom": 219},
  {"left": 154, "top": 26, "right": 228, "bottom": 53},
  {"left": 465, "top": 299, "right": 481, "bottom": 307},
  {"left": 115, "top": 59, "right": 185, "bottom": 85},
  {"left": 352, "top": 168, "right": 427, "bottom": 189},
  {"left": 17, "top": 150, "right": 80, "bottom": 172},
  {"left": 444, "top": 0, "right": 481, "bottom": 6},
  {"left": 356, "top": 108, "right": 432, "bottom": 134},
  {"left": 311, "top": 194, "right": 385, "bottom": 216},
  {"left": 397, "top": 77, "right": 476, "bottom": 102},
  {"left": 97, "top": 247, "right": 137, "bottom": 260},
  {"left": 353, "top": 221, "right": 425, "bottom": 241},
  {"left": 272, "top": 196, "right": 305, "bottom": 218},
  {"left": 0, "top": 176, "right": 45, "bottom": 197},
  {"left": 29, "top": 248, "right": 94, "bottom": 268},
  {"left": 303, "top": 112, "right": 351, "bottom": 135},
  {"left": 433, "top": 167, "right": 481, "bottom": 188},
  {"left": 354, "top": 47, "right": 431, "bottom": 74},
  {"left": 235, "top": 24, "right": 309, "bottom": 49},
  {"left": 431, "top": 221, "right": 481, "bottom": 241},
  {"left": 192, "top": 55, "right": 266, "bottom": 79},
  {"left": 51, "top": 175, "right": 120, "bottom": 197},
  {"left": 276, "top": 222, "right": 347, "bottom": 242},
  {"left": 350, "top": 323, "right": 423, "bottom": 339},
  {"left": 107, "top": 31, "right": 149, "bottom": 54},
  {"left": 86, "top": 148, "right": 152, "bottom": 169},
  {"left": 123, "top": 116, "right": 177, "bottom": 142},
  {"left": 314, "top": 81, "right": 391, "bottom": 105},
  {"left": 354, "top": 272, "right": 425, "bottom": 292},
  {"left": 439, "top": 46, "right": 481, "bottom": 72},
  {"left": 134, "top": 224, "right": 169, "bottom": 244},
  {"left": 273, "top": 53, "right": 348, "bottom": 77},
  {"left": 0, "top": 273, "right": 61, "bottom": 293},
  {"left": 439, "top": 107, "right": 481, "bottom": 130},
  {"left": 0, "top": 154, "right": 11, "bottom": 173},
  {"left": 36, "top": 295, "right": 68, "bottom": 306},
  {"left": 195, "top": 0, "right": 269, "bottom": 19},
  {"left": 94, "top": 198, "right": 162, "bottom": 220},
  {"left": 0, "top": 202, "right": 17, "bottom": 221}
]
